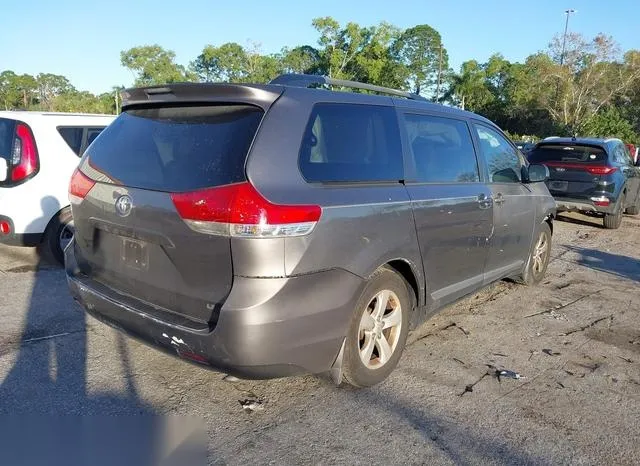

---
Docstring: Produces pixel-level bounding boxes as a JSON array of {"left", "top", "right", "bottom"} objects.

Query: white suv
[{"left": 0, "top": 111, "right": 115, "bottom": 264}]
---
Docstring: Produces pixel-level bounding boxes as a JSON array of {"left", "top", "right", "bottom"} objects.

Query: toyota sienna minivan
[{"left": 66, "top": 74, "right": 556, "bottom": 387}]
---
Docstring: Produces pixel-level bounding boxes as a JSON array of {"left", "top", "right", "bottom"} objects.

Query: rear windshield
[
  {"left": 528, "top": 144, "right": 607, "bottom": 164},
  {"left": 82, "top": 105, "right": 263, "bottom": 192},
  {"left": 0, "top": 118, "right": 16, "bottom": 164}
]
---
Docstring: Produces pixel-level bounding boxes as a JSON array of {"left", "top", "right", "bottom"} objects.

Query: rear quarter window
[
  {"left": 529, "top": 144, "right": 607, "bottom": 164},
  {"left": 298, "top": 103, "right": 403, "bottom": 183},
  {"left": 82, "top": 105, "right": 263, "bottom": 192},
  {"left": 58, "top": 127, "right": 84, "bottom": 156},
  {"left": 0, "top": 118, "right": 16, "bottom": 164}
]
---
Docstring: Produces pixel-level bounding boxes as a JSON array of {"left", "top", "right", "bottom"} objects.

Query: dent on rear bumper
[{"left": 65, "top": 243, "right": 364, "bottom": 379}]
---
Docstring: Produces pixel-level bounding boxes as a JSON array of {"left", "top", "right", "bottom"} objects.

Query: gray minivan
[{"left": 66, "top": 74, "right": 556, "bottom": 387}]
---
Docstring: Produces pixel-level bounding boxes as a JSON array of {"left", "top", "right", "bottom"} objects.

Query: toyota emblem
[{"left": 115, "top": 195, "right": 133, "bottom": 217}]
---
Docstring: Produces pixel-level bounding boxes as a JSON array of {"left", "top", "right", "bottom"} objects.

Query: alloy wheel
[{"left": 358, "top": 290, "right": 403, "bottom": 370}]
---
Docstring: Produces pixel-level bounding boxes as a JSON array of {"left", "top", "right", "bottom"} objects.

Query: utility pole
[
  {"left": 560, "top": 9, "right": 576, "bottom": 65},
  {"left": 435, "top": 43, "right": 443, "bottom": 103},
  {"left": 554, "top": 9, "right": 576, "bottom": 112}
]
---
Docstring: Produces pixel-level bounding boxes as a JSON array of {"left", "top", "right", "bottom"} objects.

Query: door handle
[
  {"left": 494, "top": 193, "right": 505, "bottom": 205},
  {"left": 477, "top": 193, "right": 493, "bottom": 209}
]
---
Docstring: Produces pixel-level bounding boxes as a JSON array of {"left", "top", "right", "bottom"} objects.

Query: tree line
[{"left": 2, "top": 16, "right": 639, "bottom": 142}]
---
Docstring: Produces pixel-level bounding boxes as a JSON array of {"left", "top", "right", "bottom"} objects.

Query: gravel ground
[{"left": 0, "top": 212, "right": 639, "bottom": 465}]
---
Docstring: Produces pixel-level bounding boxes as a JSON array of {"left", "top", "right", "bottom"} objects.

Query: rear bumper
[
  {"left": 65, "top": 241, "right": 364, "bottom": 379},
  {"left": 0, "top": 216, "right": 42, "bottom": 246},
  {"left": 553, "top": 197, "right": 616, "bottom": 215}
]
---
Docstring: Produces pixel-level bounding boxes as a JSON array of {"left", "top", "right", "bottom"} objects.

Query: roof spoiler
[{"left": 120, "top": 83, "right": 283, "bottom": 111}]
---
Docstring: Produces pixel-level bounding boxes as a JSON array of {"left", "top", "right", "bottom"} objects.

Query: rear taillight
[
  {"left": 10, "top": 124, "right": 39, "bottom": 182},
  {"left": 171, "top": 182, "right": 322, "bottom": 238},
  {"left": 69, "top": 169, "right": 96, "bottom": 204},
  {"left": 0, "top": 221, "right": 10, "bottom": 235},
  {"left": 585, "top": 166, "right": 617, "bottom": 175},
  {"left": 590, "top": 196, "right": 611, "bottom": 207},
  {"left": 543, "top": 162, "right": 617, "bottom": 175}
]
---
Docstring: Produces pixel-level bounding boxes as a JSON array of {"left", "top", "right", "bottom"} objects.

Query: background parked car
[
  {"left": 626, "top": 143, "right": 638, "bottom": 164},
  {"left": 528, "top": 137, "right": 640, "bottom": 229},
  {"left": 0, "top": 111, "right": 115, "bottom": 263},
  {"left": 515, "top": 141, "right": 536, "bottom": 155}
]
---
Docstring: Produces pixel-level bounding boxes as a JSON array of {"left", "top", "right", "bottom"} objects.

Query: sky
[{"left": 1, "top": 0, "right": 638, "bottom": 94}]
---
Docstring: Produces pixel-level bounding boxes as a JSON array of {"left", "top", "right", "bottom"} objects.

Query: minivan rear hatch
[
  {"left": 528, "top": 143, "right": 611, "bottom": 198},
  {"left": 72, "top": 84, "right": 281, "bottom": 326}
]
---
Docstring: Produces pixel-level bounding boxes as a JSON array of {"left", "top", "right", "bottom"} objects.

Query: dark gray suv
[
  {"left": 66, "top": 74, "right": 556, "bottom": 387},
  {"left": 527, "top": 137, "right": 640, "bottom": 229}
]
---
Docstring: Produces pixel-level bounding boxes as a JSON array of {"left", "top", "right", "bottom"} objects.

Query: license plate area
[
  {"left": 549, "top": 180, "right": 568, "bottom": 192},
  {"left": 121, "top": 238, "right": 148, "bottom": 270}
]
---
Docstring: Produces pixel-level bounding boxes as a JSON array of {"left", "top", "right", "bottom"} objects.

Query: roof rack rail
[{"left": 269, "top": 73, "right": 427, "bottom": 101}]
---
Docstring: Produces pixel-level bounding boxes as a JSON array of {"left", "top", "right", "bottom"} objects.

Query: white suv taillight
[
  {"left": 10, "top": 123, "right": 39, "bottom": 182},
  {"left": 171, "top": 182, "right": 322, "bottom": 238}
]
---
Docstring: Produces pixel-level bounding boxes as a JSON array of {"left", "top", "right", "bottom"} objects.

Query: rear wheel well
[
  {"left": 545, "top": 215, "right": 553, "bottom": 235},
  {"left": 385, "top": 260, "right": 419, "bottom": 309}
]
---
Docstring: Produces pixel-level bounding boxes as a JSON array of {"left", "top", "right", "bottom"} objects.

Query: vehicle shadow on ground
[
  {"left": 0, "top": 199, "right": 207, "bottom": 465},
  {"left": 565, "top": 245, "right": 640, "bottom": 282},
  {"left": 317, "top": 386, "right": 545, "bottom": 465},
  {"left": 556, "top": 213, "right": 604, "bottom": 229}
]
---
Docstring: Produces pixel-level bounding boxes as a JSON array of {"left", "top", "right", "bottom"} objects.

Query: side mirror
[
  {"left": 0, "top": 158, "right": 7, "bottom": 182},
  {"left": 525, "top": 163, "right": 549, "bottom": 183}
]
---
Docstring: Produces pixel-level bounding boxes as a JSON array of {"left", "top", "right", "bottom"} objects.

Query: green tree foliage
[
  {"left": 392, "top": 24, "right": 448, "bottom": 97},
  {"left": 312, "top": 17, "right": 368, "bottom": 79},
  {"left": 0, "top": 72, "right": 38, "bottom": 109},
  {"left": 280, "top": 46, "right": 322, "bottom": 74},
  {"left": 53, "top": 91, "right": 111, "bottom": 113},
  {"left": 583, "top": 107, "right": 639, "bottom": 143},
  {"left": 353, "top": 22, "right": 404, "bottom": 88},
  {"left": 0, "top": 70, "right": 22, "bottom": 110},
  {"left": 531, "top": 33, "right": 640, "bottom": 134},
  {"left": 192, "top": 42, "right": 248, "bottom": 82},
  {"left": 121, "top": 45, "right": 193, "bottom": 86},
  {"left": 36, "top": 73, "right": 75, "bottom": 111},
  {"left": 447, "top": 60, "right": 493, "bottom": 111},
  {"left": 191, "top": 42, "right": 283, "bottom": 83}
]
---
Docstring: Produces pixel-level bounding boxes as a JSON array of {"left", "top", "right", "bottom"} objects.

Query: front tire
[
  {"left": 44, "top": 208, "right": 74, "bottom": 266},
  {"left": 342, "top": 267, "right": 410, "bottom": 388},
  {"left": 516, "top": 222, "right": 552, "bottom": 286}
]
